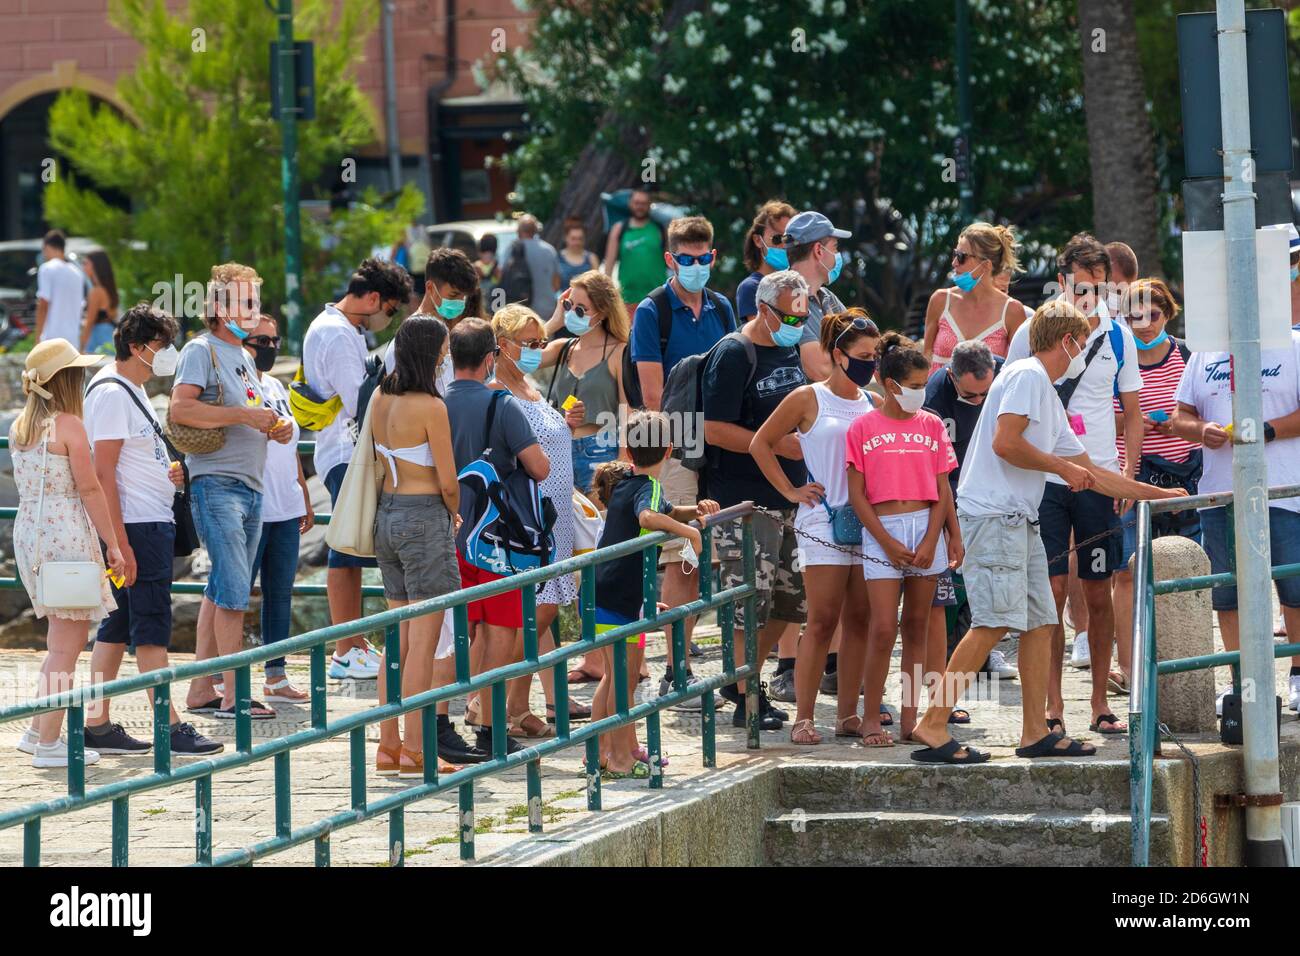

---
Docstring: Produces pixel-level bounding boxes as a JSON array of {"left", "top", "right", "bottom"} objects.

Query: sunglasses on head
[
  {"left": 833, "top": 315, "right": 879, "bottom": 350},
  {"left": 951, "top": 249, "right": 985, "bottom": 266},
  {"left": 562, "top": 300, "right": 592, "bottom": 320},
  {"left": 671, "top": 252, "right": 715, "bottom": 266}
]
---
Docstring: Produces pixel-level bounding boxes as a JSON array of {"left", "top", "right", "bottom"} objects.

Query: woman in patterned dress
[{"left": 10, "top": 340, "right": 126, "bottom": 767}]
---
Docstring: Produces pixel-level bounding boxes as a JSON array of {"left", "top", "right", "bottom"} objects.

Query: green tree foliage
[
  {"left": 491, "top": 0, "right": 1090, "bottom": 325},
  {"left": 42, "top": 0, "right": 422, "bottom": 323}
]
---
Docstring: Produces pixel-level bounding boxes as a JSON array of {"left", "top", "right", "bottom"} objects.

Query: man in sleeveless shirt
[{"left": 603, "top": 188, "right": 666, "bottom": 308}]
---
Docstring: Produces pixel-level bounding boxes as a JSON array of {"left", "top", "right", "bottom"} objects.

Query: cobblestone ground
[{"left": 1, "top": 617, "right": 1296, "bottom": 867}]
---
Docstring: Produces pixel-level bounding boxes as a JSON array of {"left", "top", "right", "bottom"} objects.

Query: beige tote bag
[{"left": 324, "top": 401, "right": 382, "bottom": 558}]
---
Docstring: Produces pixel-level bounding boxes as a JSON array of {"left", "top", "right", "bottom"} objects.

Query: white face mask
[
  {"left": 1062, "top": 338, "right": 1087, "bottom": 380},
  {"left": 145, "top": 343, "right": 179, "bottom": 377},
  {"left": 893, "top": 383, "right": 926, "bottom": 413}
]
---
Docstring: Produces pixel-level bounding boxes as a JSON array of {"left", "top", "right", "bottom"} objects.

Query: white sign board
[{"left": 1182, "top": 227, "right": 1292, "bottom": 352}]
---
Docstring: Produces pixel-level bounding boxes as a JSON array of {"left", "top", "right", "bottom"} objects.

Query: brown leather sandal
[
  {"left": 397, "top": 748, "right": 462, "bottom": 778},
  {"left": 790, "top": 719, "right": 821, "bottom": 746},
  {"left": 509, "top": 711, "right": 555, "bottom": 739},
  {"left": 376, "top": 744, "right": 401, "bottom": 776},
  {"left": 835, "top": 715, "right": 864, "bottom": 739}
]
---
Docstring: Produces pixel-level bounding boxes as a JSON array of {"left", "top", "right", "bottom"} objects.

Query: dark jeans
[{"left": 251, "top": 518, "right": 301, "bottom": 676}]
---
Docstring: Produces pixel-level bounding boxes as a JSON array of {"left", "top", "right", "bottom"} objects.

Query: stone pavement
[{"left": 0, "top": 618, "right": 1296, "bottom": 867}]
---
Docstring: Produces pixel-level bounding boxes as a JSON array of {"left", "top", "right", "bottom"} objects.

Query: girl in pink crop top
[{"left": 845, "top": 333, "right": 964, "bottom": 744}]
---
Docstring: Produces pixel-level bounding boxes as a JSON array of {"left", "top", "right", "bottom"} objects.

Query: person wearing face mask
[
  {"left": 541, "top": 270, "right": 630, "bottom": 494},
  {"left": 906, "top": 301, "right": 1184, "bottom": 766},
  {"left": 750, "top": 309, "right": 882, "bottom": 745},
  {"left": 702, "top": 270, "right": 812, "bottom": 732},
  {"left": 1005, "top": 233, "right": 1143, "bottom": 736},
  {"left": 172, "top": 263, "right": 294, "bottom": 721},
  {"left": 245, "top": 314, "right": 314, "bottom": 703},
  {"left": 76, "top": 304, "right": 223, "bottom": 758},
  {"left": 846, "top": 333, "right": 962, "bottom": 747},
  {"left": 922, "top": 222, "right": 1028, "bottom": 373},
  {"left": 603, "top": 187, "right": 668, "bottom": 309},
  {"left": 735, "top": 200, "right": 797, "bottom": 321},
  {"left": 301, "top": 256, "right": 414, "bottom": 682},
  {"left": 1108, "top": 279, "right": 1199, "bottom": 700},
  {"left": 1285, "top": 224, "right": 1300, "bottom": 327},
  {"left": 384, "top": 248, "right": 479, "bottom": 395},
  {"left": 785, "top": 211, "right": 851, "bottom": 383}
]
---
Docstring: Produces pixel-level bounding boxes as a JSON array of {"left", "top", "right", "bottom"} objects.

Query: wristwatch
[{"left": 1265, "top": 421, "right": 1277, "bottom": 443}]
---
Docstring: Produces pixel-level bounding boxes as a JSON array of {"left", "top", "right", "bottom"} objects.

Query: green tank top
[{"left": 618, "top": 221, "right": 665, "bottom": 303}]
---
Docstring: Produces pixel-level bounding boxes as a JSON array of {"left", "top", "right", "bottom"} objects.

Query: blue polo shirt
[{"left": 630, "top": 281, "right": 736, "bottom": 377}]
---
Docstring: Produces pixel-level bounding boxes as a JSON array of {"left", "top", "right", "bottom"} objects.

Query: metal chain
[
  {"left": 750, "top": 506, "right": 1123, "bottom": 573},
  {"left": 1158, "top": 722, "right": 1208, "bottom": 868}
]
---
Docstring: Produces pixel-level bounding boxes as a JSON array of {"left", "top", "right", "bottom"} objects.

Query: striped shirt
[{"left": 1114, "top": 338, "right": 1199, "bottom": 469}]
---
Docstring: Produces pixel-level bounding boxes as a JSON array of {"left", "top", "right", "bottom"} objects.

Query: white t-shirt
[
  {"left": 83, "top": 366, "right": 175, "bottom": 525},
  {"left": 956, "top": 357, "right": 1086, "bottom": 521},
  {"left": 1005, "top": 303, "right": 1140, "bottom": 479},
  {"left": 259, "top": 375, "right": 306, "bottom": 523},
  {"left": 302, "top": 304, "right": 368, "bottom": 477},
  {"left": 1174, "top": 332, "right": 1300, "bottom": 514},
  {"left": 36, "top": 257, "right": 86, "bottom": 344}
]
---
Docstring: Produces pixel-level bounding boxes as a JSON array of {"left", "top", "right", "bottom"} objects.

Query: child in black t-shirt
[{"left": 592, "top": 411, "right": 719, "bottom": 778}]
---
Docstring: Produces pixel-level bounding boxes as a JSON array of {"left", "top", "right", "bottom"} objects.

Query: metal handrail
[{"left": 0, "top": 496, "right": 760, "bottom": 867}]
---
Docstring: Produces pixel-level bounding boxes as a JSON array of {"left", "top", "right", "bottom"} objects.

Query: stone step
[
  {"left": 776, "top": 759, "right": 1172, "bottom": 815},
  {"left": 763, "top": 809, "right": 1172, "bottom": 867}
]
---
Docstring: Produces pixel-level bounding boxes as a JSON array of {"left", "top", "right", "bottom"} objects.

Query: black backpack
[
  {"left": 500, "top": 240, "right": 534, "bottom": 305},
  {"left": 661, "top": 331, "right": 758, "bottom": 471},
  {"left": 621, "top": 285, "right": 733, "bottom": 409},
  {"left": 354, "top": 353, "right": 386, "bottom": 428}
]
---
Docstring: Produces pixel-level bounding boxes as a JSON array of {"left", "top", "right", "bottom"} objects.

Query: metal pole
[
  {"left": 381, "top": 0, "right": 403, "bottom": 193},
  {"left": 955, "top": 0, "right": 974, "bottom": 219},
  {"left": 1216, "top": 0, "right": 1286, "bottom": 866},
  {"left": 278, "top": 0, "right": 306, "bottom": 357},
  {"left": 1129, "top": 501, "right": 1153, "bottom": 866}
]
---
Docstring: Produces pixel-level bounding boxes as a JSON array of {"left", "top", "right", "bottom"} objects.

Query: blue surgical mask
[
  {"left": 1134, "top": 330, "right": 1169, "bottom": 351},
  {"left": 225, "top": 320, "right": 251, "bottom": 341},
  {"left": 515, "top": 347, "right": 543, "bottom": 373},
  {"left": 764, "top": 245, "right": 788, "bottom": 271},
  {"left": 436, "top": 296, "right": 466, "bottom": 321},
  {"left": 822, "top": 249, "right": 844, "bottom": 284},
  {"left": 677, "top": 263, "right": 711, "bottom": 293},
  {"left": 564, "top": 310, "right": 591, "bottom": 336},
  {"left": 772, "top": 322, "right": 803, "bottom": 348},
  {"left": 951, "top": 270, "right": 980, "bottom": 293},
  {"left": 1291, "top": 265, "right": 1298, "bottom": 283}
]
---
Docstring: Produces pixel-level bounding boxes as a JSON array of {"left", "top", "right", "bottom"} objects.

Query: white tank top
[{"left": 798, "top": 382, "right": 875, "bottom": 512}]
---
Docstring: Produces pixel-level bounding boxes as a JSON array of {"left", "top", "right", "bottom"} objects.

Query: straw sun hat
[{"left": 22, "top": 338, "right": 104, "bottom": 400}]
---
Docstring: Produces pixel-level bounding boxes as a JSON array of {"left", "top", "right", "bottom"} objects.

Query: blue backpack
[{"left": 456, "top": 391, "right": 557, "bottom": 575}]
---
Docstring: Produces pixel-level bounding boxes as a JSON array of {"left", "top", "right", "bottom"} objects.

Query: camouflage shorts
[{"left": 714, "top": 508, "right": 806, "bottom": 628}]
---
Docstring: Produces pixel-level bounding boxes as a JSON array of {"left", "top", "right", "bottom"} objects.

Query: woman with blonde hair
[
  {"left": 542, "top": 269, "right": 629, "bottom": 493},
  {"left": 11, "top": 339, "right": 125, "bottom": 767},
  {"left": 923, "top": 221, "right": 1028, "bottom": 371}
]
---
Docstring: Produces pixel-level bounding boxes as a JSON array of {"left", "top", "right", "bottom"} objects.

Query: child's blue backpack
[{"left": 456, "top": 391, "right": 557, "bottom": 575}]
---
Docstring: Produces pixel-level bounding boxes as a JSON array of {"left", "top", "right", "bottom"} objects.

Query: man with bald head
[{"left": 516, "top": 213, "right": 560, "bottom": 317}]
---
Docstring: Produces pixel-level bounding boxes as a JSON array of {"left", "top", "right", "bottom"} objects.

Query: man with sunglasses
[
  {"left": 302, "top": 257, "right": 413, "bottom": 681},
  {"left": 704, "top": 269, "right": 811, "bottom": 731},
  {"left": 630, "top": 216, "right": 736, "bottom": 707},
  {"left": 785, "top": 211, "right": 851, "bottom": 382}
]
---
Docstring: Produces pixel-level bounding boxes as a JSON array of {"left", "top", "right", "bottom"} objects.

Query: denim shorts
[
  {"left": 374, "top": 493, "right": 462, "bottom": 603},
  {"left": 1118, "top": 507, "right": 1201, "bottom": 570},
  {"left": 96, "top": 521, "right": 175, "bottom": 648},
  {"left": 571, "top": 432, "right": 618, "bottom": 497},
  {"left": 191, "top": 475, "right": 262, "bottom": 611},
  {"left": 324, "top": 462, "right": 378, "bottom": 570},
  {"left": 1200, "top": 506, "right": 1300, "bottom": 611}
]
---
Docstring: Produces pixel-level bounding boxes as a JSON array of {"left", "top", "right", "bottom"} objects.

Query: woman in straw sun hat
[{"left": 10, "top": 338, "right": 126, "bottom": 769}]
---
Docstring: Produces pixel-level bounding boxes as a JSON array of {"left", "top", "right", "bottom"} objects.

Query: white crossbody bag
[{"left": 32, "top": 427, "right": 104, "bottom": 611}]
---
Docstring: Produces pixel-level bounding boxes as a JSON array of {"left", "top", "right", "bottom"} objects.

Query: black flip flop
[
  {"left": 213, "top": 700, "right": 276, "bottom": 720},
  {"left": 879, "top": 705, "right": 894, "bottom": 727},
  {"left": 1015, "top": 734, "right": 1097, "bottom": 758},
  {"left": 909, "top": 738, "right": 990, "bottom": 765},
  {"left": 546, "top": 703, "right": 592, "bottom": 724},
  {"left": 1089, "top": 713, "right": 1127, "bottom": 735},
  {"left": 186, "top": 697, "right": 223, "bottom": 715},
  {"left": 1046, "top": 717, "right": 1066, "bottom": 736},
  {"left": 948, "top": 709, "right": 971, "bottom": 725}
]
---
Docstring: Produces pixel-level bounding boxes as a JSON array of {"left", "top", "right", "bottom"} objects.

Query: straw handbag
[
  {"left": 324, "top": 399, "right": 382, "bottom": 558},
  {"left": 164, "top": 341, "right": 227, "bottom": 455}
]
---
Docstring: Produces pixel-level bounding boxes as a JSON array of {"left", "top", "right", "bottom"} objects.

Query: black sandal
[
  {"left": 909, "top": 738, "right": 990, "bottom": 765},
  {"left": 546, "top": 703, "right": 592, "bottom": 723},
  {"left": 879, "top": 704, "right": 894, "bottom": 727},
  {"left": 948, "top": 709, "right": 971, "bottom": 725},
  {"left": 1089, "top": 713, "right": 1127, "bottom": 735},
  {"left": 1046, "top": 717, "right": 1066, "bottom": 736},
  {"left": 186, "top": 697, "right": 223, "bottom": 715},
  {"left": 213, "top": 700, "right": 276, "bottom": 720},
  {"left": 1015, "top": 734, "right": 1096, "bottom": 758}
]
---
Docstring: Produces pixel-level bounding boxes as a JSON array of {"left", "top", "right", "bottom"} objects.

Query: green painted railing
[
  {"left": 0, "top": 501, "right": 758, "bottom": 866},
  {"left": 1129, "top": 484, "right": 1300, "bottom": 867}
]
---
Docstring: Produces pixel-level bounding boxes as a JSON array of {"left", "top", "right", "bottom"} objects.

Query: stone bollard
[{"left": 1144, "top": 536, "right": 1218, "bottom": 733}]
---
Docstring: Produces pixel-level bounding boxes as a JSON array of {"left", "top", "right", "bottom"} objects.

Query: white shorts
[
  {"left": 793, "top": 506, "right": 859, "bottom": 567},
  {"left": 436, "top": 612, "right": 456, "bottom": 660},
  {"left": 862, "top": 508, "right": 948, "bottom": 581}
]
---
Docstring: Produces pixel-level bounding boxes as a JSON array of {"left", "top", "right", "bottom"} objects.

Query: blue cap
[{"left": 785, "top": 211, "right": 851, "bottom": 244}]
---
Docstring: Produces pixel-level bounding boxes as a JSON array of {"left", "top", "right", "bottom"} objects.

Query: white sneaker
[
  {"left": 1070, "top": 632, "right": 1091, "bottom": 669},
  {"left": 329, "top": 647, "right": 379, "bottom": 680},
  {"left": 32, "top": 738, "right": 101, "bottom": 769},
  {"left": 362, "top": 644, "right": 383, "bottom": 668},
  {"left": 1215, "top": 688, "right": 1231, "bottom": 717},
  {"left": 16, "top": 728, "right": 38, "bottom": 755},
  {"left": 1289, "top": 675, "right": 1300, "bottom": 712},
  {"left": 986, "top": 649, "right": 1018, "bottom": 679}
]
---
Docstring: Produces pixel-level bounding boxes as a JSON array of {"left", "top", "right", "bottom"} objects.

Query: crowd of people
[{"left": 10, "top": 205, "right": 1300, "bottom": 776}]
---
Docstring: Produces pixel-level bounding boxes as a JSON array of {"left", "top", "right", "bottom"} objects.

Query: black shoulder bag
[{"left": 86, "top": 377, "right": 202, "bottom": 557}]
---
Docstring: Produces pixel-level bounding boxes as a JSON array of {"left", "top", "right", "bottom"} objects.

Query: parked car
[{"left": 426, "top": 219, "right": 517, "bottom": 269}]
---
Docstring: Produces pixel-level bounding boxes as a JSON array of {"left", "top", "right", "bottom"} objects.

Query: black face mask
[
  {"left": 251, "top": 343, "right": 278, "bottom": 373},
  {"left": 841, "top": 356, "right": 877, "bottom": 387}
]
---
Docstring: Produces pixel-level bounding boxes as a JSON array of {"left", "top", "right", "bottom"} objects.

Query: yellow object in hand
[
  {"left": 106, "top": 567, "right": 125, "bottom": 589},
  {"left": 561, "top": 394, "right": 579, "bottom": 411},
  {"left": 1223, "top": 423, "right": 1234, "bottom": 438}
]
